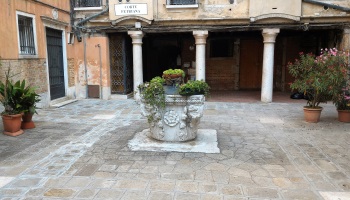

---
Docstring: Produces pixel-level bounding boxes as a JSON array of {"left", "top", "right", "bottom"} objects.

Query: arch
[
  {"left": 111, "top": 16, "right": 152, "bottom": 25},
  {"left": 250, "top": 13, "right": 300, "bottom": 22}
]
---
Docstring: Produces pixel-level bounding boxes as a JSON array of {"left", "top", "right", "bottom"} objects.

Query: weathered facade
[
  {"left": 71, "top": 0, "right": 350, "bottom": 101},
  {"left": 0, "top": 0, "right": 74, "bottom": 107}
]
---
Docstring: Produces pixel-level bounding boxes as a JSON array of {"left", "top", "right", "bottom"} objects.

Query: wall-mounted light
[
  {"left": 189, "top": 45, "right": 195, "bottom": 51},
  {"left": 67, "top": 32, "right": 74, "bottom": 44}
]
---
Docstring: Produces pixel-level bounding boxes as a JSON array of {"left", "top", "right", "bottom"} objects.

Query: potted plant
[
  {"left": 17, "top": 80, "right": 41, "bottom": 129},
  {"left": 0, "top": 66, "right": 25, "bottom": 136},
  {"left": 333, "top": 87, "right": 350, "bottom": 122},
  {"left": 179, "top": 80, "right": 210, "bottom": 96},
  {"left": 288, "top": 49, "right": 347, "bottom": 123},
  {"left": 139, "top": 71, "right": 209, "bottom": 142},
  {"left": 162, "top": 68, "right": 185, "bottom": 86}
]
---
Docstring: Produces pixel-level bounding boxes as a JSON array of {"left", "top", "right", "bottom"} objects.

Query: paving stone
[
  {"left": 121, "top": 190, "right": 149, "bottom": 200},
  {"left": 199, "top": 183, "right": 218, "bottom": 193},
  {"left": 44, "top": 188, "right": 76, "bottom": 198},
  {"left": 244, "top": 187, "right": 279, "bottom": 198},
  {"left": 74, "top": 164, "right": 100, "bottom": 176},
  {"left": 272, "top": 177, "right": 293, "bottom": 188},
  {"left": 176, "top": 181, "right": 199, "bottom": 193},
  {"left": 218, "top": 185, "right": 242, "bottom": 196},
  {"left": 201, "top": 194, "right": 223, "bottom": 200},
  {"left": 148, "top": 192, "right": 174, "bottom": 200},
  {"left": 9, "top": 178, "right": 43, "bottom": 188},
  {"left": 94, "top": 189, "right": 124, "bottom": 199},
  {"left": 75, "top": 189, "right": 99, "bottom": 198},
  {"left": 175, "top": 192, "right": 201, "bottom": 200},
  {"left": 64, "top": 177, "right": 92, "bottom": 188},
  {"left": 149, "top": 180, "right": 176, "bottom": 191},
  {"left": 161, "top": 173, "right": 195, "bottom": 181},
  {"left": 212, "top": 171, "right": 230, "bottom": 183},
  {"left": 281, "top": 190, "right": 320, "bottom": 199},
  {"left": 0, "top": 188, "right": 27, "bottom": 197},
  {"left": 24, "top": 187, "right": 47, "bottom": 197},
  {"left": 227, "top": 167, "right": 251, "bottom": 178},
  {"left": 113, "top": 179, "right": 148, "bottom": 190},
  {"left": 88, "top": 179, "right": 116, "bottom": 188}
]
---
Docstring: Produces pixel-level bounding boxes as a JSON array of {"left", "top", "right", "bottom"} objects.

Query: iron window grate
[
  {"left": 74, "top": 0, "right": 101, "bottom": 7},
  {"left": 18, "top": 15, "right": 36, "bottom": 55},
  {"left": 167, "top": 0, "right": 197, "bottom": 5}
]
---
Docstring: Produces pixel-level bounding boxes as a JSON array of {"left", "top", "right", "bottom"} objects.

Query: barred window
[
  {"left": 167, "top": 0, "right": 197, "bottom": 5},
  {"left": 18, "top": 15, "right": 36, "bottom": 55},
  {"left": 74, "top": 0, "right": 102, "bottom": 7}
]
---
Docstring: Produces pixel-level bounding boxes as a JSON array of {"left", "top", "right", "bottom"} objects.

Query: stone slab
[
  {"left": 320, "top": 192, "right": 350, "bottom": 200},
  {"left": 128, "top": 129, "right": 220, "bottom": 153},
  {"left": 0, "top": 177, "right": 14, "bottom": 188},
  {"left": 92, "top": 115, "right": 115, "bottom": 120}
]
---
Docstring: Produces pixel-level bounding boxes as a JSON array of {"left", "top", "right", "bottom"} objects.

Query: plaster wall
[
  {"left": 0, "top": 0, "right": 70, "bottom": 59},
  {"left": 73, "top": 35, "right": 111, "bottom": 99}
]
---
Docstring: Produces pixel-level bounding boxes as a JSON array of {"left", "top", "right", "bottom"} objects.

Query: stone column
[
  {"left": 128, "top": 31, "right": 144, "bottom": 101},
  {"left": 261, "top": 28, "right": 279, "bottom": 103},
  {"left": 340, "top": 28, "right": 350, "bottom": 51},
  {"left": 193, "top": 30, "right": 208, "bottom": 81}
]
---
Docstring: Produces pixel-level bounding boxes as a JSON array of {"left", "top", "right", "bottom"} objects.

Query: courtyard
[{"left": 0, "top": 98, "right": 349, "bottom": 199}]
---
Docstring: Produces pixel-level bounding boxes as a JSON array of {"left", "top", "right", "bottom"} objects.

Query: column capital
[
  {"left": 344, "top": 28, "right": 350, "bottom": 34},
  {"left": 262, "top": 28, "right": 280, "bottom": 43},
  {"left": 193, "top": 30, "right": 209, "bottom": 45},
  {"left": 128, "top": 31, "right": 144, "bottom": 44}
]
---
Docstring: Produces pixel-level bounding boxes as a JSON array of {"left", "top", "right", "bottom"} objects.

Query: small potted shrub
[
  {"left": 17, "top": 80, "right": 41, "bottom": 129},
  {"left": 333, "top": 87, "right": 350, "bottom": 122},
  {"left": 178, "top": 80, "right": 210, "bottom": 96},
  {"left": 162, "top": 68, "right": 185, "bottom": 86},
  {"left": 0, "top": 67, "right": 25, "bottom": 136},
  {"left": 288, "top": 49, "right": 347, "bottom": 123}
]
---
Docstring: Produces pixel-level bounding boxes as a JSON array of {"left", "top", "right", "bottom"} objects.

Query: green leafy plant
[
  {"left": 17, "top": 80, "right": 41, "bottom": 114},
  {"left": 0, "top": 60, "right": 40, "bottom": 115},
  {"left": 139, "top": 81, "right": 166, "bottom": 109},
  {"left": 288, "top": 49, "right": 348, "bottom": 108},
  {"left": 162, "top": 69, "right": 185, "bottom": 78},
  {"left": 178, "top": 80, "right": 210, "bottom": 96},
  {"left": 334, "top": 87, "right": 350, "bottom": 110},
  {"left": 0, "top": 64, "right": 24, "bottom": 115},
  {"left": 150, "top": 76, "right": 165, "bottom": 85}
]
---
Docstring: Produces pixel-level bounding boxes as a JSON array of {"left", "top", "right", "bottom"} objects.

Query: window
[
  {"left": 168, "top": 0, "right": 197, "bottom": 5},
  {"left": 74, "top": 0, "right": 101, "bottom": 8},
  {"left": 16, "top": 12, "right": 37, "bottom": 56},
  {"left": 166, "top": 0, "right": 198, "bottom": 8},
  {"left": 210, "top": 39, "right": 233, "bottom": 58}
]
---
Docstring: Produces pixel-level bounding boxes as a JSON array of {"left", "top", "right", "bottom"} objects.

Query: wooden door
[
  {"left": 239, "top": 39, "right": 263, "bottom": 89},
  {"left": 46, "top": 28, "right": 65, "bottom": 100}
]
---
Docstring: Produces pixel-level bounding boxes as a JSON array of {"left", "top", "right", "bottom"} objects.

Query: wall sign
[{"left": 115, "top": 4, "right": 148, "bottom": 15}]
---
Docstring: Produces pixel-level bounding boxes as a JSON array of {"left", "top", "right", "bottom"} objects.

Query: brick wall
[
  {"left": 0, "top": 59, "right": 48, "bottom": 94},
  {"left": 68, "top": 58, "right": 75, "bottom": 87}
]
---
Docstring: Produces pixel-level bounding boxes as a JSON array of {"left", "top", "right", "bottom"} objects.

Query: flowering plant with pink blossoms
[{"left": 288, "top": 48, "right": 349, "bottom": 108}]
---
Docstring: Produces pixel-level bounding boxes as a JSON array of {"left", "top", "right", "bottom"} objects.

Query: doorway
[{"left": 46, "top": 27, "right": 65, "bottom": 100}]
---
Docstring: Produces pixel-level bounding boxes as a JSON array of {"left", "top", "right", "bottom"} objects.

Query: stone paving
[{"left": 0, "top": 99, "right": 349, "bottom": 200}]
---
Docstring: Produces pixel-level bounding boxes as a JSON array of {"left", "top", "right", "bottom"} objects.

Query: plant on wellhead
[{"left": 288, "top": 48, "right": 349, "bottom": 108}]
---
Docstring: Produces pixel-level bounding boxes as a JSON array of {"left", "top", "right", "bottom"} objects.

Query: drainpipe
[
  {"left": 96, "top": 44, "right": 103, "bottom": 99},
  {"left": 83, "top": 36, "right": 88, "bottom": 98},
  {"left": 303, "top": 0, "right": 350, "bottom": 12}
]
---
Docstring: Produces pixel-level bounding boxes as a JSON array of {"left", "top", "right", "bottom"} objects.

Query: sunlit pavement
[{"left": 0, "top": 99, "right": 349, "bottom": 199}]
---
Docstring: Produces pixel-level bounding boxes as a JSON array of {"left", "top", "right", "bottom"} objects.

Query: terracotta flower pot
[
  {"left": 303, "top": 107, "right": 323, "bottom": 123},
  {"left": 2, "top": 113, "right": 24, "bottom": 136},
  {"left": 337, "top": 110, "right": 350, "bottom": 123},
  {"left": 21, "top": 113, "right": 35, "bottom": 129}
]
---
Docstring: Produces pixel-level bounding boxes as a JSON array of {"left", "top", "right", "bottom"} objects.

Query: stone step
[{"left": 50, "top": 97, "right": 78, "bottom": 108}]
